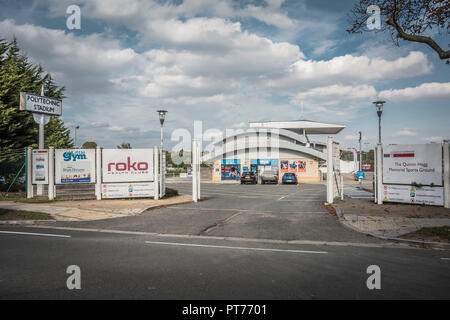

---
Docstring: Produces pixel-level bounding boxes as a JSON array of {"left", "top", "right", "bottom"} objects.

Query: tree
[
  {"left": 347, "top": 0, "right": 449, "bottom": 62},
  {"left": 117, "top": 142, "right": 132, "bottom": 149},
  {"left": 45, "top": 117, "right": 73, "bottom": 148},
  {"left": 0, "top": 38, "right": 72, "bottom": 189},
  {"left": 82, "top": 141, "right": 98, "bottom": 149}
]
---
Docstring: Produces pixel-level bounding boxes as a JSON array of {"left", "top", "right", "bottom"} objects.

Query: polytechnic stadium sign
[{"left": 19, "top": 92, "right": 62, "bottom": 116}]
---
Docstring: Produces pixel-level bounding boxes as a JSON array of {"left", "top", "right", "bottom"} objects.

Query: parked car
[
  {"left": 282, "top": 172, "right": 298, "bottom": 185},
  {"left": 260, "top": 170, "right": 278, "bottom": 184},
  {"left": 240, "top": 172, "right": 257, "bottom": 184}
]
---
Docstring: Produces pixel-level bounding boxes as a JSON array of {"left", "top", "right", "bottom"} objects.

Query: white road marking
[
  {"left": 145, "top": 240, "right": 328, "bottom": 254},
  {"left": 441, "top": 258, "right": 450, "bottom": 261},
  {"left": 0, "top": 230, "right": 71, "bottom": 238}
]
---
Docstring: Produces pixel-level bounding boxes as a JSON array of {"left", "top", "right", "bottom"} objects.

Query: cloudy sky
[{"left": 1, "top": 0, "right": 449, "bottom": 150}]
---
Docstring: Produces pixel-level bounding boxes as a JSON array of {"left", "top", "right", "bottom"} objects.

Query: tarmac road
[{"left": 0, "top": 183, "right": 449, "bottom": 299}]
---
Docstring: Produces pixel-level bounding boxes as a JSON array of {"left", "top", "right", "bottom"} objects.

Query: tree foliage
[
  {"left": 117, "top": 142, "right": 132, "bottom": 149},
  {"left": 82, "top": 141, "right": 98, "bottom": 149},
  {"left": 0, "top": 38, "right": 73, "bottom": 189},
  {"left": 347, "top": 0, "right": 450, "bottom": 62}
]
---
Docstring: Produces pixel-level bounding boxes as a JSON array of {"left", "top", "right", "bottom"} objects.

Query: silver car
[{"left": 260, "top": 170, "right": 278, "bottom": 184}]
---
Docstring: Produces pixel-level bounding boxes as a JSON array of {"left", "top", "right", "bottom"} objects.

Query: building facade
[{"left": 202, "top": 120, "right": 345, "bottom": 183}]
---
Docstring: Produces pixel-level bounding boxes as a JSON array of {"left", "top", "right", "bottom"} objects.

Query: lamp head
[
  {"left": 157, "top": 110, "right": 168, "bottom": 125},
  {"left": 373, "top": 101, "right": 385, "bottom": 117}
]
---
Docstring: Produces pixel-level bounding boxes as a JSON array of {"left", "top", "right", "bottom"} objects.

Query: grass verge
[
  {"left": 0, "top": 195, "right": 56, "bottom": 203},
  {"left": 0, "top": 208, "right": 53, "bottom": 221},
  {"left": 402, "top": 226, "right": 450, "bottom": 243}
]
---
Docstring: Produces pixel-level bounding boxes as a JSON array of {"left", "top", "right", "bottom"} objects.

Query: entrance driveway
[{"left": 43, "top": 183, "right": 383, "bottom": 244}]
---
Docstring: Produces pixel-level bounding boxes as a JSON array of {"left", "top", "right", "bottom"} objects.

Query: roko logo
[
  {"left": 107, "top": 157, "right": 148, "bottom": 172},
  {"left": 63, "top": 151, "right": 87, "bottom": 162}
]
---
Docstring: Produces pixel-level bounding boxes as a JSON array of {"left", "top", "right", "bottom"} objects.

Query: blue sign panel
[
  {"left": 250, "top": 159, "right": 278, "bottom": 165},
  {"left": 222, "top": 159, "right": 241, "bottom": 165},
  {"left": 356, "top": 171, "right": 366, "bottom": 180}
]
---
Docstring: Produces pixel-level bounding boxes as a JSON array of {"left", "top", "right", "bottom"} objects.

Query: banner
[
  {"left": 383, "top": 144, "right": 442, "bottom": 186},
  {"left": 383, "top": 184, "right": 444, "bottom": 206},
  {"left": 55, "top": 149, "right": 96, "bottom": 184},
  {"left": 281, "top": 160, "right": 306, "bottom": 173},
  {"left": 102, "top": 149, "right": 154, "bottom": 183},
  {"left": 101, "top": 183, "right": 155, "bottom": 199},
  {"left": 32, "top": 149, "right": 49, "bottom": 184}
]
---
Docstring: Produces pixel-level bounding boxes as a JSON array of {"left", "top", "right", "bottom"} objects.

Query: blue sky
[{"left": 0, "top": 0, "right": 449, "bottom": 150}]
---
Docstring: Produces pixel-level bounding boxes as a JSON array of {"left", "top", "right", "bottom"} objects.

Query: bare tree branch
[{"left": 386, "top": 16, "right": 450, "bottom": 59}]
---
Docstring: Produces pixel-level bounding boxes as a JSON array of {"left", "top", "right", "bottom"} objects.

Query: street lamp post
[
  {"left": 74, "top": 125, "right": 80, "bottom": 148},
  {"left": 373, "top": 101, "right": 385, "bottom": 144},
  {"left": 157, "top": 110, "right": 167, "bottom": 197}
]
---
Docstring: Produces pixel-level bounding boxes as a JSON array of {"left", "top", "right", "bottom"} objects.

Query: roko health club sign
[{"left": 102, "top": 149, "right": 154, "bottom": 183}]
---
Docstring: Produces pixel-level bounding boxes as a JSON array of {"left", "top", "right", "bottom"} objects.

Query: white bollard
[
  {"left": 444, "top": 140, "right": 449, "bottom": 209},
  {"left": 326, "top": 136, "right": 334, "bottom": 204},
  {"left": 95, "top": 146, "right": 102, "bottom": 200},
  {"left": 26, "top": 147, "right": 33, "bottom": 198},
  {"left": 154, "top": 146, "right": 159, "bottom": 200},
  {"left": 48, "top": 147, "right": 55, "bottom": 200},
  {"left": 192, "top": 140, "right": 198, "bottom": 202},
  {"left": 376, "top": 144, "right": 383, "bottom": 205}
]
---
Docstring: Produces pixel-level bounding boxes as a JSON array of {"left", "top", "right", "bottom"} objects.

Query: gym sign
[{"left": 20, "top": 92, "right": 62, "bottom": 116}]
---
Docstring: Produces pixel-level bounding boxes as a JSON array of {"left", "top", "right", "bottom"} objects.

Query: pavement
[
  {"left": 0, "top": 195, "right": 193, "bottom": 222},
  {"left": 0, "top": 182, "right": 449, "bottom": 299},
  {"left": 341, "top": 186, "right": 450, "bottom": 239},
  {"left": 33, "top": 183, "right": 383, "bottom": 243}
]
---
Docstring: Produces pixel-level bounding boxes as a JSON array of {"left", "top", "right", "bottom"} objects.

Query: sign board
[
  {"left": 101, "top": 183, "right": 155, "bottom": 199},
  {"left": 383, "top": 144, "right": 442, "bottom": 186},
  {"left": 20, "top": 92, "right": 62, "bottom": 116},
  {"left": 383, "top": 184, "right": 444, "bottom": 206},
  {"left": 32, "top": 149, "right": 49, "bottom": 184},
  {"left": 281, "top": 160, "right": 306, "bottom": 173},
  {"left": 356, "top": 171, "right": 366, "bottom": 180},
  {"left": 55, "top": 149, "right": 96, "bottom": 184},
  {"left": 102, "top": 149, "right": 154, "bottom": 183}
]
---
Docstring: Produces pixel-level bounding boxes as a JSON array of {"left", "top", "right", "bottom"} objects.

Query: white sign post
[
  {"left": 192, "top": 140, "right": 201, "bottom": 202},
  {"left": 444, "top": 140, "right": 449, "bottom": 208},
  {"left": 20, "top": 88, "right": 63, "bottom": 196},
  {"left": 326, "top": 136, "right": 334, "bottom": 204},
  {"left": 31, "top": 149, "right": 49, "bottom": 185}
]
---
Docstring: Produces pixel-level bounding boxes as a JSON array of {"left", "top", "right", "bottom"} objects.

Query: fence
[
  {"left": 0, "top": 148, "right": 26, "bottom": 195},
  {"left": 26, "top": 146, "right": 165, "bottom": 200}
]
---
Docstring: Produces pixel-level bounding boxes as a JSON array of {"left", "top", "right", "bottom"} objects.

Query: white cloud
[
  {"left": 293, "top": 84, "right": 377, "bottom": 105},
  {"left": 261, "top": 51, "right": 433, "bottom": 92},
  {"left": 0, "top": 19, "right": 139, "bottom": 95},
  {"left": 379, "top": 82, "right": 450, "bottom": 102},
  {"left": 345, "top": 134, "right": 368, "bottom": 141},
  {"left": 394, "top": 128, "right": 417, "bottom": 137},
  {"left": 46, "top": 0, "right": 296, "bottom": 30},
  {"left": 421, "top": 136, "right": 444, "bottom": 142}
]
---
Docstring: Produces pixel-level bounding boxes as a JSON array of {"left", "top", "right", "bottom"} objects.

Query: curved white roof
[{"left": 249, "top": 120, "right": 345, "bottom": 135}]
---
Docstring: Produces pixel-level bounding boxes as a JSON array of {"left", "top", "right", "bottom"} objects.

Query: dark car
[
  {"left": 241, "top": 172, "right": 257, "bottom": 184},
  {"left": 282, "top": 172, "right": 298, "bottom": 184}
]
